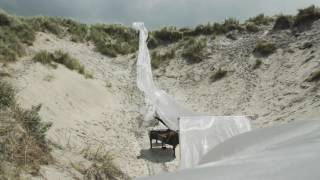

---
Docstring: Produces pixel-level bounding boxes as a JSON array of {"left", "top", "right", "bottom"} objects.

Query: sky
[{"left": 0, "top": 0, "right": 320, "bottom": 29}]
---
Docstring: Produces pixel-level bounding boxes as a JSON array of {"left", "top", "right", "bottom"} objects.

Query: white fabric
[
  {"left": 133, "top": 22, "right": 252, "bottom": 169},
  {"left": 133, "top": 22, "right": 194, "bottom": 130},
  {"left": 179, "top": 116, "right": 252, "bottom": 169},
  {"left": 137, "top": 120, "right": 320, "bottom": 180}
]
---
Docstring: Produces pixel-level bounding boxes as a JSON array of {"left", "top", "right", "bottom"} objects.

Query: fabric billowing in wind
[
  {"left": 133, "top": 22, "right": 194, "bottom": 130},
  {"left": 133, "top": 22, "right": 252, "bottom": 168}
]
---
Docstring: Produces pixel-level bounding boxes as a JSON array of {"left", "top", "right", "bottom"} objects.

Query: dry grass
[
  {"left": 76, "top": 146, "right": 129, "bottom": 180},
  {"left": 254, "top": 42, "right": 277, "bottom": 57},
  {"left": 33, "top": 50, "right": 93, "bottom": 78},
  {"left": 151, "top": 49, "right": 175, "bottom": 69},
  {"left": 293, "top": 5, "right": 320, "bottom": 31},
  {"left": 88, "top": 24, "right": 138, "bottom": 57},
  {"left": 245, "top": 22, "right": 259, "bottom": 33},
  {"left": 182, "top": 38, "right": 207, "bottom": 64},
  {"left": 273, "top": 15, "right": 293, "bottom": 31},
  {"left": 0, "top": 11, "right": 35, "bottom": 63},
  {"left": 246, "top": 14, "right": 273, "bottom": 26},
  {"left": 252, "top": 59, "right": 262, "bottom": 70},
  {"left": 0, "top": 81, "right": 52, "bottom": 178},
  {"left": 0, "top": 81, "right": 15, "bottom": 109},
  {"left": 152, "top": 27, "right": 183, "bottom": 44},
  {"left": 210, "top": 68, "right": 228, "bottom": 82}
]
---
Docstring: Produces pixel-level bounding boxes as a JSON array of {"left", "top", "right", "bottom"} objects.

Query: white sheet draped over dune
[
  {"left": 133, "top": 22, "right": 252, "bottom": 168},
  {"left": 138, "top": 120, "right": 320, "bottom": 180}
]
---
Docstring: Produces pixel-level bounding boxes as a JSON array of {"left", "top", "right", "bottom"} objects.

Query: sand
[{"left": 5, "top": 19, "right": 320, "bottom": 179}]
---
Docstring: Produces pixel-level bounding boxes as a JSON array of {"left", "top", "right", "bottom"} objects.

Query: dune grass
[
  {"left": 76, "top": 146, "right": 129, "bottom": 180},
  {"left": 293, "top": 5, "right": 320, "bottom": 31},
  {"left": 88, "top": 24, "right": 138, "bottom": 57},
  {"left": 273, "top": 15, "right": 293, "bottom": 31},
  {"left": 0, "top": 11, "right": 35, "bottom": 62},
  {"left": 246, "top": 14, "right": 273, "bottom": 26},
  {"left": 151, "top": 49, "right": 175, "bottom": 69},
  {"left": 182, "top": 38, "right": 207, "bottom": 64},
  {"left": 0, "top": 81, "right": 52, "bottom": 177},
  {"left": 254, "top": 42, "right": 277, "bottom": 57},
  {"left": 33, "top": 50, "right": 93, "bottom": 78},
  {"left": 210, "top": 68, "right": 228, "bottom": 82}
]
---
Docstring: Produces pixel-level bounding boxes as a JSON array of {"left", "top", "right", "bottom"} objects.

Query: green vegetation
[
  {"left": 33, "top": 50, "right": 93, "bottom": 78},
  {"left": 182, "top": 38, "right": 207, "bottom": 64},
  {"left": 28, "top": 17, "right": 89, "bottom": 42},
  {"left": 152, "top": 27, "right": 183, "bottom": 44},
  {"left": 77, "top": 147, "right": 129, "bottom": 180},
  {"left": 63, "top": 19, "right": 88, "bottom": 42},
  {"left": 273, "top": 15, "right": 293, "bottom": 30},
  {"left": 13, "top": 104, "right": 52, "bottom": 152},
  {"left": 254, "top": 42, "right": 277, "bottom": 57},
  {"left": 149, "top": 18, "right": 244, "bottom": 48},
  {"left": 151, "top": 49, "right": 175, "bottom": 69},
  {"left": 28, "top": 17, "right": 64, "bottom": 36},
  {"left": 210, "top": 68, "right": 228, "bottom": 82},
  {"left": 226, "top": 32, "right": 237, "bottom": 40},
  {"left": 245, "top": 22, "right": 259, "bottom": 33},
  {"left": 147, "top": 34, "right": 160, "bottom": 49},
  {"left": 252, "top": 59, "right": 262, "bottom": 70},
  {"left": 0, "top": 81, "right": 52, "bottom": 177},
  {"left": 246, "top": 14, "right": 273, "bottom": 26},
  {"left": 0, "top": 81, "right": 15, "bottom": 109},
  {"left": 293, "top": 5, "right": 320, "bottom": 30},
  {"left": 0, "top": 11, "right": 35, "bottom": 62},
  {"left": 88, "top": 24, "right": 138, "bottom": 57}
]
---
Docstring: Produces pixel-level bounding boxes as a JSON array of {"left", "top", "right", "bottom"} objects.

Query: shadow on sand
[{"left": 137, "top": 143, "right": 176, "bottom": 163}]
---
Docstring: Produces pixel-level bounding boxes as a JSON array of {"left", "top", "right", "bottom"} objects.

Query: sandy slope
[
  {"left": 5, "top": 20, "right": 320, "bottom": 179},
  {"left": 9, "top": 32, "right": 178, "bottom": 179},
  {"left": 154, "top": 21, "right": 320, "bottom": 129}
]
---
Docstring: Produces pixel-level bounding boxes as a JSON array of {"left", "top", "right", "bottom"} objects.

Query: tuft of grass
[
  {"left": 80, "top": 147, "right": 129, "bottom": 180},
  {"left": 84, "top": 72, "right": 94, "bottom": 79},
  {"left": 293, "top": 5, "right": 320, "bottom": 31},
  {"left": 0, "top": 81, "right": 52, "bottom": 177},
  {"left": 0, "top": 11, "right": 35, "bottom": 62},
  {"left": 152, "top": 27, "right": 183, "bottom": 44},
  {"left": 27, "top": 17, "right": 88, "bottom": 42},
  {"left": 223, "top": 18, "right": 243, "bottom": 32},
  {"left": 226, "top": 32, "right": 237, "bottom": 40},
  {"left": 252, "top": 59, "right": 262, "bottom": 70},
  {"left": 28, "top": 17, "right": 63, "bottom": 36},
  {"left": 210, "top": 68, "right": 228, "bottom": 82},
  {"left": 147, "top": 34, "right": 160, "bottom": 49},
  {"left": 0, "top": 11, "right": 11, "bottom": 26},
  {"left": 43, "top": 74, "right": 55, "bottom": 82},
  {"left": 13, "top": 104, "right": 52, "bottom": 152},
  {"left": 151, "top": 49, "right": 175, "bottom": 69},
  {"left": 88, "top": 24, "right": 138, "bottom": 57},
  {"left": 246, "top": 14, "right": 273, "bottom": 26},
  {"left": 273, "top": 15, "right": 293, "bottom": 31},
  {"left": 53, "top": 50, "right": 85, "bottom": 73},
  {"left": 0, "top": 81, "right": 15, "bottom": 109},
  {"left": 254, "top": 42, "right": 277, "bottom": 57},
  {"left": 33, "top": 50, "right": 91, "bottom": 77},
  {"left": 245, "top": 22, "right": 259, "bottom": 33},
  {"left": 62, "top": 19, "right": 88, "bottom": 42},
  {"left": 182, "top": 38, "right": 207, "bottom": 64},
  {"left": 33, "top": 50, "right": 54, "bottom": 65}
]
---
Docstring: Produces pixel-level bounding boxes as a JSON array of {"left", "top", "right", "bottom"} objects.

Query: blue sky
[{"left": 0, "top": 0, "right": 320, "bottom": 29}]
